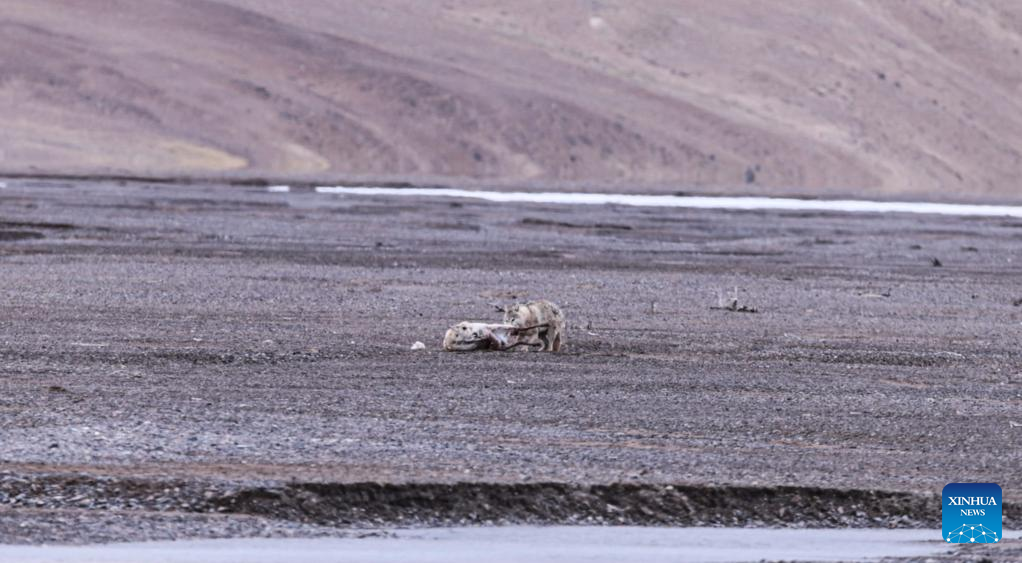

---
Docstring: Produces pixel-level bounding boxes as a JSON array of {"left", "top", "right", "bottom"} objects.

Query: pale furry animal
[
  {"left": 443, "top": 322, "right": 540, "bottom": 352},
  {"left": 502, "top": 300, "right": 564, "bottom": 352}
]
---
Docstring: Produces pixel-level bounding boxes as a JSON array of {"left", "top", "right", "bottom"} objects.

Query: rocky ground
[{"left": 0, "top": 179, "right": 1020, "bottom": 559}]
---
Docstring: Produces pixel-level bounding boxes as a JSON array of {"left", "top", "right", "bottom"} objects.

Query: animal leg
[{"left": 539, "top": 329, "right": 552, "bottom": 351}]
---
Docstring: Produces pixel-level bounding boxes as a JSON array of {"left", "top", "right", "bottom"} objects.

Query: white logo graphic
[{"left": 946, "top": 524, "right": 999, "bottom": 543}]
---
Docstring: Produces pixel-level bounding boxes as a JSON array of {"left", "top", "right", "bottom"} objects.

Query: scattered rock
[
  {"left": 711, "top": 287, "right": 758, "bottom": 313},
  {"left": 410, "top": 341, "right": 426, "bottom": 351}
]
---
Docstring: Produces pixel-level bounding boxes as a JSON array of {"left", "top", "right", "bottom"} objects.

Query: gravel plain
[{"left": 0, "top": 179, "right": 1020, "bottom": 559}]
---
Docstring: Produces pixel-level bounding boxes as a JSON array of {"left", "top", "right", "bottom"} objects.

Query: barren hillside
[{"left": 2, "top": 1, "right": 1022, "bottom": 200}]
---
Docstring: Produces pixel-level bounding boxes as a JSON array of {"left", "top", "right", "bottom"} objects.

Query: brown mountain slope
[{"left": 2, "top": 1, "right": 1022, "bottom": 200}]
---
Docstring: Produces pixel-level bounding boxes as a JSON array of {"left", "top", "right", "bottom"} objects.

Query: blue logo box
[{"left": 942, "top": 483, "right": 1002, "bottom": 544}]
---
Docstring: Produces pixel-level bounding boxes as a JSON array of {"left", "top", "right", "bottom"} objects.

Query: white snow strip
[
  {"left": 266, "top": 185, "right": 291, "bottom": 193},
  {"left": 314, "top": 186, "right": 1022, "bottom": 219}
]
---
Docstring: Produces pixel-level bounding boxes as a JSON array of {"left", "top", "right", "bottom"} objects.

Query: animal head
[
  {"left": 502, "top": 303, "right": 530, "bottom": 327},
  {"left": 443, "top": 322, "right": 487, "bottom": 351}
]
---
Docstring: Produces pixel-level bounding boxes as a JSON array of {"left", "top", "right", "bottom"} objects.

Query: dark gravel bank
[{"left": 4, "top": 471, "right": 995, "bottom": 529}]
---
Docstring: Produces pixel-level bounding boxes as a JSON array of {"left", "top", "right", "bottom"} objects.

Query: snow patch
[{"left": 314, "top": 186, "right": 1022, "bottom": 219}]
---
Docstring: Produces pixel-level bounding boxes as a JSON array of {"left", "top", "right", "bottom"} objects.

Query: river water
[{"left": 1, "top": 526, "right": 991, "bottom": 563}]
